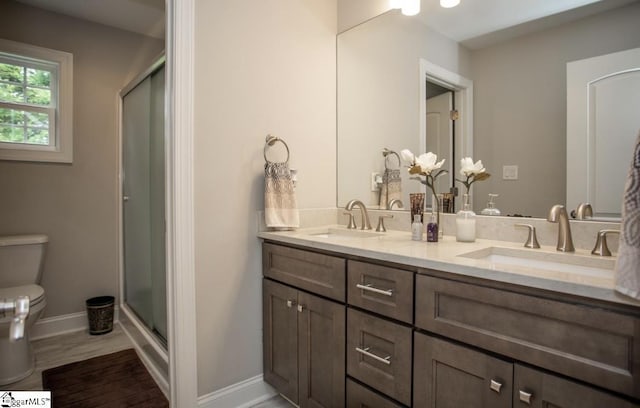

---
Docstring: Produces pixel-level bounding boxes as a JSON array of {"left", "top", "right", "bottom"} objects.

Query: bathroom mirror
[{"left": 336, "top": 0, "right": 640, "bottom": 219}]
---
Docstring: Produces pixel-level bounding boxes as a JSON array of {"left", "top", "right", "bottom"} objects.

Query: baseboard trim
[
  {"left": 30, "top": 307, "right": 120, "bottom": 340},
  {"left": 197, "top": 375, "right": 277, "bottom": 408}
]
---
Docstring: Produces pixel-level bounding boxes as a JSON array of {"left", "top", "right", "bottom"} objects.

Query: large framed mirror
[{"left": 337, "top": 0, "right": 640, "bottom": 219}]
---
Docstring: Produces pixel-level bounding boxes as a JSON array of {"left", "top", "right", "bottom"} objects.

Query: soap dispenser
[
  {"left": 456, "top": 194, "right": 476, "bottom": 242},
  {"left": 481, "top": 194, "right": 501, "bottom": 216}
]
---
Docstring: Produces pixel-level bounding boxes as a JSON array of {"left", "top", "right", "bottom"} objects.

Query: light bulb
[
  {"left": 401, "top": 0, "right": 420, "bottom": 15},
  {"left": 440, "top": 0, "right": 460, "bottom": 8},
  {"left": 389, "top": 0, "right": 402, "bottom": 9}
]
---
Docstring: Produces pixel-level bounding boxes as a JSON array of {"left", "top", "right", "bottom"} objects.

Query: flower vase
[
  {"left": 456, "top": 193, "right": 476, "bottom": 242},
  {"left": 409, "top": 193, "right": 425, "bottom": 223}
]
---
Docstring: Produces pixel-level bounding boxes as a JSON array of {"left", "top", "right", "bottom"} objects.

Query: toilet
[{"left": 0, "top": 234, "right": 48, "bottom": 385}]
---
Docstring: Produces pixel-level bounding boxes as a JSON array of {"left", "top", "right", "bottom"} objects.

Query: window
[{"left": 0, "top": 39, "right": 73, "bottom": 163}]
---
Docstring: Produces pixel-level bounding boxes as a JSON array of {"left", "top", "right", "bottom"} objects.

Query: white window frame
[{"left": 0, "top": 39, "right": 73, "bottom": 163}]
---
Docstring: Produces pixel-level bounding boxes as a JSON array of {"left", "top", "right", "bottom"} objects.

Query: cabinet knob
[
  {"left": 286, "top": 300, "right": 296, "bottom": 308},
  {"left": 490, "top": 379, "right": 503, "bottom": 394},
  {"left": 519, "top": 390, "right": 533, "bottom": 405},
  {"left": 297, "top": 304, "right": 305, "bottom": 313}
]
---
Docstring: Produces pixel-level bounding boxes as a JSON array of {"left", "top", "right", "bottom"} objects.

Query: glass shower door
[{"left": 122, "top": 63, "right": 167, "bottom": 343}]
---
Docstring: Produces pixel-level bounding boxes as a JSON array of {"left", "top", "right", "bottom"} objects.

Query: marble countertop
[{"left": 258, "top": 225, "right": 640, "bottom": 308}]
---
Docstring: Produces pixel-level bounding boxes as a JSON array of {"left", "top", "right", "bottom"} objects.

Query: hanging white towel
[
  {"left": 615, "top": 131, "right": 640, "bottom": 299},
  {"left": 265, "top": 161, "right": 299, "bottom": 229},
  {"left": 379, "top": 168, "right": 402, "bottom": 208}
]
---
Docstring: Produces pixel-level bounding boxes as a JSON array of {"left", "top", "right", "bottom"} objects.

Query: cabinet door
[
  {"left": 514, "top": 364, "right": 639, "bottom": 408},
  {"left": 414, "top": 332, "right": 512, "bottom": 408},
  {"left": 298, "top": 291, "right": 346, "bottom": 408},
  {"left": 263, "top": 279, "right": 299, "bottom": 404}
]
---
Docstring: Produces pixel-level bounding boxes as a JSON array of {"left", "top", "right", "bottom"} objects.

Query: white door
[
  {"left": 426, "top": 91, "right": 453, "bottom": 209},
  {"left": 567, "top": 47, "right": 640, "bottom": 219}
]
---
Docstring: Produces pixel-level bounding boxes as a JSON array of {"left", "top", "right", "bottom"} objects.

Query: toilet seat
[{"left": 0, "top": 284, "right": 45, "bottom": 310}]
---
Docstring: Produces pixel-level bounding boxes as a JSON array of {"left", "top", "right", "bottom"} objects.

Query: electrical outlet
[
  {"left": 371, "top": 172, "right": 382, "bottom": 191},
  {"left": 503, "top": 165, "right": 518, "bottom": 180}
]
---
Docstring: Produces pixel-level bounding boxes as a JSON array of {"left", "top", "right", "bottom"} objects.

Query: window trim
[{"left": 0, "top": 39, "right": 73, "bottom": 163}]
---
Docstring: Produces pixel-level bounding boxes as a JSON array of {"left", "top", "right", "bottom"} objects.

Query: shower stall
[{"left": 119, "top": 56, "right": 168, "bottom": 389}]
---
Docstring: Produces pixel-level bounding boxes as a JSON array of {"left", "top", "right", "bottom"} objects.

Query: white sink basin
[
  {"left": 459, "top": 246, "right": 615, "bottom": 279},
  {"left": 307, "top": 227, "right": 384, "bottom": 239}
]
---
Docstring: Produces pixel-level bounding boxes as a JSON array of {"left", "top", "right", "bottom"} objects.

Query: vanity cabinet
[
  {"left": 415, "top": 274, "right": 640, "bottom": 399},
  {"left": 414, "top": 333, "right": 513, "bottom": 408},
  {"left": 414, "top": 332, "right": 637, "bottom": 408},
  {"left": 513, "top": 364, "right": 638, "bottom": 408},
  {"left": 262, "top": 243, "right": 346, "bottom": 407},
  {"left": 263, "top": 279, "right": 345, "bottom": 407},
  {"left": 261, "top": 241, "right": 640, "bottom": 407}
]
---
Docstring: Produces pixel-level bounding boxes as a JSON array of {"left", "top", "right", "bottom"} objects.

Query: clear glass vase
[{"left": 456, "top": 193, "right": 476, "bottom": 242}]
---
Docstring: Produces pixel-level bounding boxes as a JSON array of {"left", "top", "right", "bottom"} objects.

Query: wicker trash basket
[{"left": 86, "top": 296, "right": 115, "bottom": 335}]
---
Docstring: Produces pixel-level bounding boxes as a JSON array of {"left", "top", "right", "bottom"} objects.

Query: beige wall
[
  {"left": 337, "top": 0, "right": 390, "bottom": 33},
  {"left": 471, "top": 2, "right": 640, "bottom": 217},
  {"left": 337, "top": 10, "right": 471, "bottom": 208},
  {"left": 194, "top": 0, "right": 337, "bottom": 396},
  {"left": 0, "top": 1, "right": 164, "bottom": 317}
]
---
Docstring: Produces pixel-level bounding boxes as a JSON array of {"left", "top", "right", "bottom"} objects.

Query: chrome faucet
[
  {"left": 547, "top": 205, "right": 575, "bottom": 252},
  {"left": 345, "top": 199, "right": 372, "bottom": 230},
  {"left": 387, "top": 199, "right": 404, "bottom": 210}
]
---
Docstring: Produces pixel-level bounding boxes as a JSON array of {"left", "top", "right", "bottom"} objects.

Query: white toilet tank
[{"left": 0, "top": 235, "right": 48, "bottom": 287}]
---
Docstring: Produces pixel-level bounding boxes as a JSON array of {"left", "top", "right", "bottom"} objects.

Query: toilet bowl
[{"left": 0, "top": 235, "right": 48, "bottom": 385}]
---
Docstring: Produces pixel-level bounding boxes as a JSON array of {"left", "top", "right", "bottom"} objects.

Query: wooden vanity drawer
[
  {"left": 346, "top": 308, "right": 412, "bottom": 406},
  {"left": 347, "top": 260, "right": 413, "bottom": 324},
  {"left": 415, "top": 274, "right": 640, "bottom": 399},
  {"left": 346, "top": 378, "right": 405, "bottom": 408},
  {"left": 263, "top": 243, "right": 346, "bottom": 301}
]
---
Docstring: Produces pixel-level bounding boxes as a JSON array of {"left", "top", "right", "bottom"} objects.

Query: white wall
[
  {"left": 471, "top": 2, "right": 640, "bottom": 217},
  {"left": 0, "top": 1, "right": 163, "bottom": 317},
  {"left": 194, "top": 0, "right": 337, "bottom": 396}
]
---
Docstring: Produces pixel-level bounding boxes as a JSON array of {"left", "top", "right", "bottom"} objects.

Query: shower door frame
[{"left": 117, "top": 54, "right": 169, "bottom": 394}]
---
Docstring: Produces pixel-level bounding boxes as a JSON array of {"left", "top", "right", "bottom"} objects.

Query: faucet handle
[
  {"left": 591, "top": 229, "right": 620, "bottom": 256},
  {"left": 343, "top": 211, "right": 357, "bottom": 229},
  {"left": 376, "top": 214, "right": 393, "bottom": 232},
  {"left": 515, "top": 224, "right": 540, "bottom": 249}
]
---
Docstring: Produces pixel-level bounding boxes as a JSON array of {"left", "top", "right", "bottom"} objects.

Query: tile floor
[{"left": 4, "top": 325, "right": 292, "bottom": 407}]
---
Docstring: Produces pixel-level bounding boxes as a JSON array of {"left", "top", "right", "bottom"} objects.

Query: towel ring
[
  {"left": 382, "top": 148, "right": 401, "bottom": 170},
  {"left": 264, "top": 134, "right": 290, "bottom": 164}
]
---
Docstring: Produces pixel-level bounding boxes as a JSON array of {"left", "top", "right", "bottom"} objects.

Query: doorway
[{"left": 426, "top": 80, "right": 455, "bottom": 212}]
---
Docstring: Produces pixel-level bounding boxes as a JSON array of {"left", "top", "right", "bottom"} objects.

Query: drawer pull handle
[
  {"left": 490, "top": 379, "right": 503, "bottom": 394},
  {"left": 355, "top": 347, "right": 391, "bottom": 365},
  {"left": 297, "top": 304, "right": 305, "bottom": 313},
  {"left": 286, "top": 300, "right": 296, "bottom": 308},
  {"left": 356, "top": 283, "right": 393, "bottom": 297},
  {"left": 519, "top": 390, "right": 533, "bottom": 405}
]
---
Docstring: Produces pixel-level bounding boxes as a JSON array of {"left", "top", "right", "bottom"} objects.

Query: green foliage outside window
[{"left": 0, "top": 62, "right": 51, "bottom": 145}]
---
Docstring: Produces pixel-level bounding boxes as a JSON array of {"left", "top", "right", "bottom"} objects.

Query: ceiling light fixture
[
  {"left": 440, "top": 0, "right": 460, "bottom": 8},
  {"left": 389, "top": 0, "right": 403, "bottom": 9},
  {"left": 401, "top": 0, "right": 420, "bottom": 16}
]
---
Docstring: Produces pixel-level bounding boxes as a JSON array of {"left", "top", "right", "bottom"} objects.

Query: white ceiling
[
  {"left": 14, "top": 0, "right": 165, "bottom": 39},
  {"left": 417, "top": 0, "right": 639, "bottom": 49}
]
